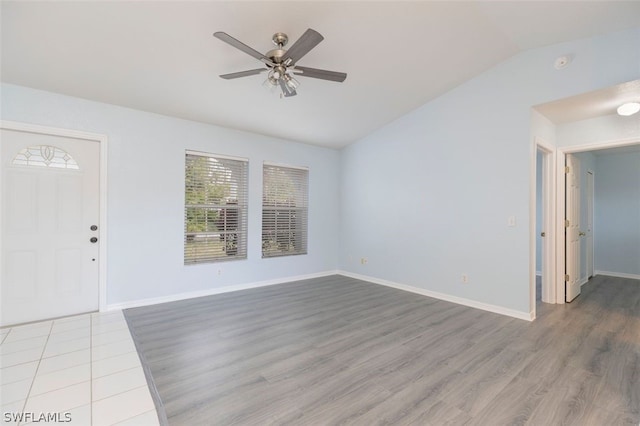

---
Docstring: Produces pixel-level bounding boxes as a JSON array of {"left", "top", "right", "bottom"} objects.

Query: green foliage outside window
[{"left": 185, "top": 154, "right": 246, "bottom": 262}]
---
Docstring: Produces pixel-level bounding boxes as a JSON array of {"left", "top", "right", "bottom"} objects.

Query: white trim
[
  {"left": 580, "top": 277, "right": 589, "bottom": 287},
  {"left": 536, "top": 271, "right": 542, "bottom": 277},
  {"left": 99, "top": 136, "right": 108, "bottom": 312},
  {"left": 338, "top": 271, "right": 534, "bottom": 321},
  {"left": 531, "top": 137, "right": 557, "bottom": 313},
  {"left": 559, "top": 137, "right": 640, "bottom": 154},
  {"left": 586, "top": 170, "right": 595, "bottom": 280},
  {"left": 594, "top": 270, "right": 640, "bottom": 280},
  {"left": 108, "top": 269, "right": 535, "bottom": 320},
  {"left": 555, "top": 147, "right": 567, "bottom": 304},
  {"left": 107, "top": 270, "right": 339, "bottom": 311},
  {"left": 0, "top": 120, "right": 109, "bottom": 313},
  {"left": 185, "top": 149, "right": 248, "bottom": 162},
  {"left": 263, "top": 161, "right": 309, "bottom": 171}
]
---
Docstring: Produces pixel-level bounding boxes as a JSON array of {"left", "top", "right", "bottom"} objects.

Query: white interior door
[
  {"left": 1, "top": 129, "right": 100, "bottom": 326},
  {"left": 565, "top": 154, "right": 581, "bottom": 302},
  {"left": 586, "top": 171, "right": 594, "bottom": 279}
]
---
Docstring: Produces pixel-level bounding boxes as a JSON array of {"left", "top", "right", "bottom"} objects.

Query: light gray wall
[
  {"left": 594, "top": 152, "right": 640, "bottom": 276},
  {"left": 2, "top": 28, "right": 639, "bottom": 315},
  {"left": 531, "top": 110, "right": 557, "bottom": 147},
  {"left": 339, "top": 28, "right": 640, "bottom": 315},
  {"left": 532, "top": 110, "right": 555, "bottom": 281},
  {"left": 1, "top": 84, "right": 341, "bottom": 305}
]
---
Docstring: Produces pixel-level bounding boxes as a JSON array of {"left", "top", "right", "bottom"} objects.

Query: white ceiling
[{"left": 2, "top": 1, "right": 639, "bottom": 149}]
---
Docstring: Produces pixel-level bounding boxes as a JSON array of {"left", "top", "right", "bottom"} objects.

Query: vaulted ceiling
[{"left": 2, "top": 1, "right": 639, "bottom": 148}]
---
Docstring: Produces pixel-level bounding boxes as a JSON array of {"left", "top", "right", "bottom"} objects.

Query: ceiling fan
[{"left": 213, "top": 29, "right": 347, "bottom": 98}]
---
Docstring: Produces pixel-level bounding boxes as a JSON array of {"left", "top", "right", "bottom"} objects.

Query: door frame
[
  {"left": 531, "top": 137, "right": 556, "bottom": 318},
  {"left": 586, "top": 170, "right": 594, "bottom": 280},
  {"left": 554, "top": 137, "right": 640, "bottom": 304},
  {"left": 0, "top": 120, "right": 109, "bottom": 312}
]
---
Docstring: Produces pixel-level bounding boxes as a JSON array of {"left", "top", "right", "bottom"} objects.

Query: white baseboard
[
  {"left": 107, "top": 270, "right": 339, "bottom": 311},
  {"left": 594, "top": 270, "right": 640, "bottom": 280},
  {"left": 580, "top": 277, "right": 589, "bottom": 287},
  {"left": 107, "top": 269, "right": 535, "bottom": 322},
  {"left": 536, "top": 271, "right": 542, "bottom": 277},
  {"left": 337, "top": 270, "right": 533, "bottom": 322}
]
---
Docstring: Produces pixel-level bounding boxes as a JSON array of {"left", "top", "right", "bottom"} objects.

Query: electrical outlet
[
  {"left": 360, "top": 257, "right": 368, "bottom": 265},
  {"left": 461, "top": 274, "right": 469, "bottom": 284},
  {"left": 217, "top": 269, "right": 222, "bottom": 275},
  {"left": 507, "top": 216, "right": 516, "bottom": 227}
]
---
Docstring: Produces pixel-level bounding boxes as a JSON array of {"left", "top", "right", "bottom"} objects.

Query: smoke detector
[{"left": 554, "top": 55, "right": 572, "bottom": 70}]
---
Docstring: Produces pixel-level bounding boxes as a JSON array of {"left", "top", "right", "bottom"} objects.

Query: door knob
[
  {"left": 540, "top": 232, "right": 546, "bottom": 237},
  {"left": 90, "top": 237, "right": 98, "bottom": 243},
  {"left": 579, "top": 231, "right": 586, "bottom": 237},
  {"left": 90, "top": 225, "right": 98, "bottom": 231}
]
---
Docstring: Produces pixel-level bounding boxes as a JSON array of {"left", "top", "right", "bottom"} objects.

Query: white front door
[
  {"left": 565, "top": 154, "right": 581, "bottom": 302},
  {"left": 1, "top": 129, "right": 100, "bottom": 326}
]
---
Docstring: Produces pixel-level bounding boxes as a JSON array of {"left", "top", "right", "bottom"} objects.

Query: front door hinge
[
  {"left": 565, "top": 219, "right": 570, "bottom": 228},
  {"left": 565, "top": 166, "right": 570, "bottom": 174},
  {"left": 565, "top": 274, "right": 570, "bottom": 282}
]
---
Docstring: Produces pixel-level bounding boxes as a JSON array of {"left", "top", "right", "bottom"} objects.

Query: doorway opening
[
  {"left": 555, "top": 140, "right": 640, "bottom": 304},
  {"left": 531, "top": 78, "right": 640, "bottom": 311}
]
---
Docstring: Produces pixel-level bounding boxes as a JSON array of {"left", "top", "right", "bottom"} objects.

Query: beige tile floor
[{"left": 0, "top": 311, "right": 159, "bottom": 425}]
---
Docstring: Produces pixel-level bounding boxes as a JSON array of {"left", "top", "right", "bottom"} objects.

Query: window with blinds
[
  {"left": 262, "top": 163, "right": 308, "bottom": 258},
  {"left": 184, "top": 151, "right": 248, "bottom": 264}
]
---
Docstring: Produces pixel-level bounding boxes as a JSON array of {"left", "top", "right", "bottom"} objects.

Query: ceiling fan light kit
[{"left": 214, "top": 28, "right": 347, "bottom": 98}]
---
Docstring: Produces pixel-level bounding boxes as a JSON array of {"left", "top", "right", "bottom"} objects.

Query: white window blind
[
  {"left": 262, "top": 163, "right": 308, "bottom": 258},
  {"left": 184, "top": 151, "right": 248, "bottom": 264}
]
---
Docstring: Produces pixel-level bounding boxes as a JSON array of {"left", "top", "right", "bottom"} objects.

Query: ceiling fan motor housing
[{"left": 266, "top": 49, "right": 287, "bottom": 64}]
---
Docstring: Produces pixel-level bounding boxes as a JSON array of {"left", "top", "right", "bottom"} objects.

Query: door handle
[
  {"left": 90, "top": 237, "right": 98, "bottom": 243},
  {"left": 579, "top": 231, "right": 586, "bottom": 237},
  {"left": 540, "top": 232, "right": 545, "bottom": 237}
]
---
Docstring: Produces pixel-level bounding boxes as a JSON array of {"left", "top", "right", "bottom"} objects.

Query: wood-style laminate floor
[{"left": 124, "top": 275, "right": 640, "bottom": 425}]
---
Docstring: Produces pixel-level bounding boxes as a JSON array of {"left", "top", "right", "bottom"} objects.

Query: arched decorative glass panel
[{"left": 12, "top": 145, "right": 79, "bottom": 170}]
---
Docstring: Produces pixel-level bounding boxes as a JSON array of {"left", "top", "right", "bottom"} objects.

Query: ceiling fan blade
[
  {"left": 220, "top": 69, "right": 266, "bottom": 79},
  {"left": 214, "top": 32, "right": 274, "bottom": 66},
  {"left": 279, "top": 79, "right": 297, "bottom": 97},
  {"left": 281, "top": 28, "right": 324, "bottom": 65},
  {"left": 292, "top": 66, "right": 347, "bottom": 82}
]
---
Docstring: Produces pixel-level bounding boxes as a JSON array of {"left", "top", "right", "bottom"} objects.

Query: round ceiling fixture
[
  {"left": 554, "top": 55, "right": 572, "bottom": 70},
  {"left": 617, "top": 102, "right": 640, "bottom": 116}
]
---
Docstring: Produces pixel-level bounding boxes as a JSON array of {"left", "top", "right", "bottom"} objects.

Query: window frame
[
  {"left": 262, "top": 162, "right": 309, "bottom": 259},
  {"left": 184, "top": 150, "right": 249, "bottom": 265}
]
